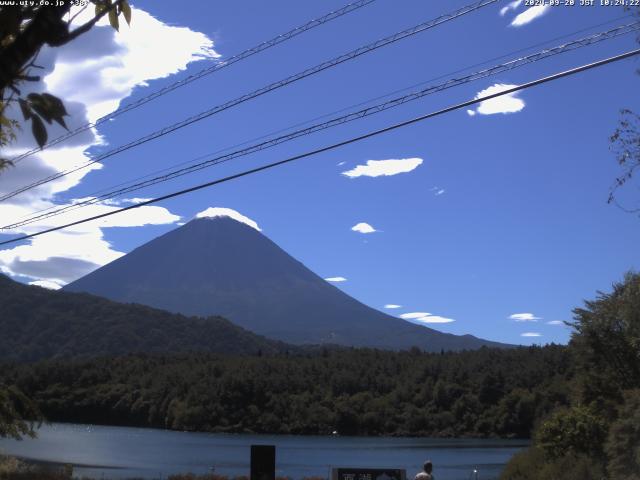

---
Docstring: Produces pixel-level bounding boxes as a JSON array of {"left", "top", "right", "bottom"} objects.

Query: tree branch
[{"left": 63, "top": 0, "right": 124, "bottom": 45}]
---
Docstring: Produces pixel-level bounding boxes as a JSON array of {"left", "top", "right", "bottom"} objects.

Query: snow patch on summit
[{"left": 195, "top": 207, "right": 262, "bottom": 231}]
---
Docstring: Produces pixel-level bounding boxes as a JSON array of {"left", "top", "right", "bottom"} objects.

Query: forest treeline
[
  {"left": 1, "top": 273, "right": 638, "bottom": 479},
  {"left": 0, "top": 345, "right": 570, "bottom": 439}
]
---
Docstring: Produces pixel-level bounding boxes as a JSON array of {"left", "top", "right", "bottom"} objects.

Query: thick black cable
[
  {"left": 0, "top": 0, "right": 499, "bottom": 203},
  {"left": 5, "top": 21, "right": 638, "bottom": 230},
  {"left": 1, "top": 48, "right": 637, "bottom": 247}
]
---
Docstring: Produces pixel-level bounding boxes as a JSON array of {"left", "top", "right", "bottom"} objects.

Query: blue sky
[{"left": 1, "top": 0, "right": 639, "bottom": 346}]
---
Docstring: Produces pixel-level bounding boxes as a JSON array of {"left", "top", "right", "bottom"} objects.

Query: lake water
[{"left": 0, "top": 423, "right": 528, "bottom": 480}]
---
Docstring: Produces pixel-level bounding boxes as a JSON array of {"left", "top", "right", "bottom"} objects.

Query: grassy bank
[{"left": 0, "top": 455, "right": 325, "bottom": 480}]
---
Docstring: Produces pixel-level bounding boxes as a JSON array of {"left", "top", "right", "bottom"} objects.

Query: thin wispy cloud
[
  {"left": 400, "top": 312, "right": 431, "bottom": 319},
  {"left": 413, "top": 315, "right": 456, "bottom": 324},
  {"left": 509, "top": 313, "right": 541, "bottom": 322},
  {"left": 511, "top": 5, "right": 551, "bottom": 27},
  {"left": 521, "top": 332, "right": 542, "bottom": 337},
  {"left": 351, "top": 222, "right": 378, "bottom": 234},
  {"left": 196, "top": 207, "right": 261, "bottom": 231},
  {"left": 325, "top": 277, "right": 347, "bottom": 282},
  {"left": 500, "top": 0, "right": 522, "bottom": 16},
  {"left": 342, "top": 158, "right": 423, "bottom": 178},
  {"left": 546, "top": 320, "right": 564, "bottom": 326},
  {"left": 467, "top": 84, "right": 525, "bottom": 116},
  {"left": 384, "top": 304, "right": 402, "bottom": 309},
  {"left": 123, "top": 198, "right": 154, "bottom": 204}
]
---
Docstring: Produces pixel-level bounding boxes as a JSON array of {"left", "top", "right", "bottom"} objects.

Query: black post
[{"left": 250, "top": 444, "right": 276, "bottom": 480}]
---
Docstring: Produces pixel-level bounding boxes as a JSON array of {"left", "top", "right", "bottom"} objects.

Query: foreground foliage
[
  {"left": 501, "top": 272, "right": 640, "bottom": 480},
  {"left": 0, "top": 455, "right": 71, "bottom": 480},
  {"left": 0, "top": 386, "right": 42, "bottom": 440},
  {"left": 0, "top": 346, "right": 570, "bottom": 438}
]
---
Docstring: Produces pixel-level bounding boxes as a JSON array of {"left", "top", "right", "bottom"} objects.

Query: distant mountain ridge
[
  {"left": 64, "top": 215, "right": 508, "bottom": 351},
  {"left": 0, "top": 274, "right": 287, "bottom": 362}
]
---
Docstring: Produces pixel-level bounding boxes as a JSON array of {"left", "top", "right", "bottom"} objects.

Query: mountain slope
[
  {"left": 0, "top": 274, "right": 287, "bottom": 362},
  {"left": 65, "top": 216, "right": 508, "bottom": 351}
]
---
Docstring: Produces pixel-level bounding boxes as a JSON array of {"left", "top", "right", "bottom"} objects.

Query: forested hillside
[
  {"left": 501, "top": 273, "right": 640, "bottom": 480},
  {"left": 0, "top": 275, "right": 287, "bottom": 361},
  {"left": 0, "top": 346, "right": 570, "bottom": 438}
]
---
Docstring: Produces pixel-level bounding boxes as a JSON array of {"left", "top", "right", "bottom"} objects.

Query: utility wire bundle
[
  {"left": 1, "top": 0, "right": 638, "bottom": 246},
  {"left": 0, "top": 0, "right": 499, "bottom": 203},
  {"left": 5, "top": 21, "right": 638, "bottom": 231}
]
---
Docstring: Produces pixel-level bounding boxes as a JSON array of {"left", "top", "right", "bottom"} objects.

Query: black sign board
[
  {"left": 250, "top": 445, "right": 275, "bottom": 480},
  {"left": 332, "top": 467, "right": 406, "bottom": 480}
]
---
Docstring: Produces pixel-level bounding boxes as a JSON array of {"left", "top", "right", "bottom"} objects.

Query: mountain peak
[
  {"left": 65, "top": 211, "right": 509, "bottom": 351},
  {"left": 194, "top": 207, "right": 261, "bottom": 231}
]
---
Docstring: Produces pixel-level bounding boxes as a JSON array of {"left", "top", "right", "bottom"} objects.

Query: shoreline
[
  {"left": 24, "top": 420, "right": 532, "bottom": 445},
  {"left": 30, "top": 420, "right": 531, "bottom": 443}
]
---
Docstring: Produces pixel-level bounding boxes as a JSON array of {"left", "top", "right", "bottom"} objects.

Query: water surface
[{"left": 0, "top": 423, "right": 528, "bottom": 480}]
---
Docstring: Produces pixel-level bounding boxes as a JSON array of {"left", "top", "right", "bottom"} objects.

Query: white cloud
[
  {"left": 122, "top": 197, "right": 154, "bottom": 204},
  {"left": 413, "top": 315, "right": 456, "bottom": 324},
  {"left": 0, "top": 203, "right": 180, "bottom": 285},
  {"left": 351, "top": 222, "right": 377, "bottom": 234},
  {"left": 509, "top": 313, "right": 541, "bottom": 322},
  {"left": 500, "top": 0, "right": 523, "bottom": 16},
  {"left": 467, "top": 84, "right": 525, "bottom": 116},
  {"left": 521, "top": 332, "right": 542, "bottom": 337},
  {"left": 29, "top": 280, "right": 63, "bottom": 290},
  {"left": 342, "top": 158, "right": 423, "bottom": 178},
  {"left": 0, "top": 6, "right": 216, "bottom": 287},
  {"left": 547, "top": 320, "right": 564, "bottom": 326},
  {"left": 196, "top": 207, "right": 261, "bottom": 231},
  {"left": 46, "top": 7, "right": 219, "bottom": 122},
  {"left": 337, "top": 161, "right": 346, "bottom": 166},
  {"left": 384, "top": 304, "right": 402, "bottom": 309},
  {"left": 511, "top": 5, "right": 551, "bottom": 27},
  {"left": 325, "top": 277, "right": 347, "bottom": 282},
  {"left": 400, "top": 312, "right": 431, "bottom": 319}
]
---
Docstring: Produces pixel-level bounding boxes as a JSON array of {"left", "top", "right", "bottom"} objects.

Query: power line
[
  {"left": 9, "top": 0, "right": 378, "bottom": 165},
  {"left": 5, "top": 21, "right": 638, "bottom": 230},
  {"left": 1, "top": 47, "right": 638, "bottom": 248},
  {"left": 0, "top": 0, "right": 499, "bottom": 203}
]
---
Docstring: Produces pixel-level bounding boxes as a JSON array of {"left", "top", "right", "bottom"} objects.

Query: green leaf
[
  {"left": 108, "top": 7, "right": 119, "bottom": 31},
  {"left": 121, "top": 0, "right": 131, "bottom": 25},
  {"left": 30, "top": 115, "right": 47, "bottom": 149},
  {"left": 95, "top": 2, "right": 107, "bottom": 16},
  {"left": 27, "top": 94, "right": 52, "bottom": 124},
  {"left": 41, "top": 93, "right": 68, "bottom": 117},
  {"left": 40, "top": 93, "right": 69, "bottom": 129},
  {"left": 18, "top": 99, "right": 32, "bottom": 120},
  {"left": 26, "top": 93, "right": 68, "bottom": 129},
  {"left": 0, "top": 158, "right": 14, "bottom": 171}
]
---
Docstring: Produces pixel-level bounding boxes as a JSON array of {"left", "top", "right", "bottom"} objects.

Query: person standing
[{"left": 414, "top": 460, "right": 434, "bottom": 480}]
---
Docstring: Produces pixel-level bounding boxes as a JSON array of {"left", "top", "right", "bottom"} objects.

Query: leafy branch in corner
[
  {"left": 609, "top": 109, "right": 640, "bottom": 213},
  {"left": 0, "top": 0, "right": 132, "bottom": 153}
]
